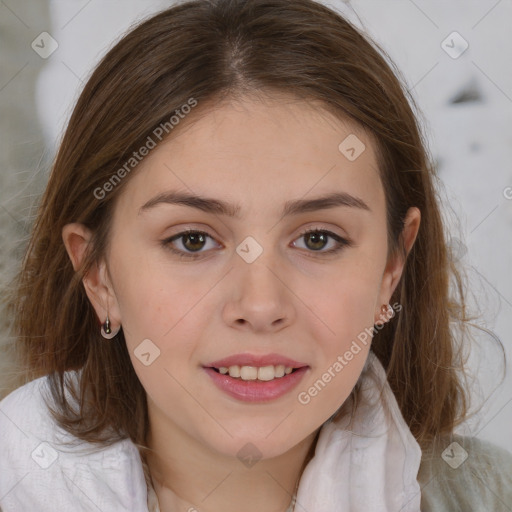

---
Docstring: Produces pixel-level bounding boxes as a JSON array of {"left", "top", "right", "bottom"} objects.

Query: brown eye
[
  {"left": 161, "top": 229, "right": 219, "bottom": 259},
  {"left": 181, "top": 232, "right": 207, "bottom": 252},
  {"left": 304, "top": 231, "right": 329, "bottom": 251},
  {"left": 293, "top": 229, "right": 352, "bottom": 255}
]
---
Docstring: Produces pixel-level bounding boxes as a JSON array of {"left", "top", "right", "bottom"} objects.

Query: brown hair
[{"left": 3, "top": 0, "right": 502, "bottom": 460}]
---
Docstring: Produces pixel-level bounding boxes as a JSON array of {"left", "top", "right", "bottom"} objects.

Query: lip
[
  {"left": 203, "top": 366, "right": 309, "bottom": 402},
  {"left": 205, "top": 352, "right": 308, "bottom": 369}
]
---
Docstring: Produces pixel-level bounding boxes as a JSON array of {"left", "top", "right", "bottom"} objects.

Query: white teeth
[
  {"left": 228, "top": 365, "right": 240, "bottom": 378},
  {"left": 240, "top": 366, "right": 258, "bottom": 380},
  {"left": 216, "top": 364, "right": 295, "bottom": 380},
  {"left": 274, "top": 365, "right": 285, "bottom": 378},
  {"left": 257, "top": 366, "right": 275, "bottom": 381}
]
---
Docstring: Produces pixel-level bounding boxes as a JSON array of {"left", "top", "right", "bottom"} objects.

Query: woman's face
[{"left": 69, "top": 92, "right": 419, "bottom": 460}]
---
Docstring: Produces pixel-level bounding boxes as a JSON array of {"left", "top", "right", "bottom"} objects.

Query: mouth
[
  {"left": 204, "top": 353, "right": 308, "bottom": 380},
  {"left": 202, "top": 353, "right": 309, "bottom": 401},
  {"left": 203, "top": 365, "right": 309, "bottom": 402}
]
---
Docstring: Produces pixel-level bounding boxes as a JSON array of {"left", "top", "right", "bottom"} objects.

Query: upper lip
[{"left": 205, "top": 353, "right": 308, "bottom": 369}]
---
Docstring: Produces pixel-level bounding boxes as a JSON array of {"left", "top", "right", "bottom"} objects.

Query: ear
[
  {"left": 62, "top": 223, "right": 121, "bottom": 330},
  {"left": 374, "top": 207, "right": 421, "bottom": 324}
]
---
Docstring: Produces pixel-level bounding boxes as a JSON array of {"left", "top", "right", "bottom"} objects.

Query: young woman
[{"left": 1, "top": 0, "right": 511, "bottom": 511}]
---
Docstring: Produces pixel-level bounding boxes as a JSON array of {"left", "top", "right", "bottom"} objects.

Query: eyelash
[{"left": 161, "top": 228, "right": 352, "bottom": 260}]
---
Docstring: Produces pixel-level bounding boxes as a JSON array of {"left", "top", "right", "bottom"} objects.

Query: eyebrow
[{"left": 138, "top": 190, "right": 371, "bottom": 217}]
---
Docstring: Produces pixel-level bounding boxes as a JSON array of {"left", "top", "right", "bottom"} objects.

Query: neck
[{"left": 144, "top": 406, "right": 320, "bottom": 512}]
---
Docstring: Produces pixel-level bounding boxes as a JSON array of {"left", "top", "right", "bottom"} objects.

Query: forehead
[{"left": 116, "top": 93, "right": 385, "bottom": 220}]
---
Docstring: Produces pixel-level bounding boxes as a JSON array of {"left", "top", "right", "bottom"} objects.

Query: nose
[{"left": 222, "top": 246, "right": 296, "bottom": 333}]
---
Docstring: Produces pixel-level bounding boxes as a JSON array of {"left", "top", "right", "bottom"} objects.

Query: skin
[{"left": 63, "top": 92, "right": 420, "bottom": 512}]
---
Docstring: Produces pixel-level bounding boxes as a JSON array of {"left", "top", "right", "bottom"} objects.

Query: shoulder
[
  {"left": 0, "top": 373, "right": 149, "bottom": 511},
  {"left": 0, "top": 374, "right": 53, "bottom": 447},
  {"left": 0, "top": 372, "right": 82, "bottom": 452},
  {"left": 418, "top": 433, "right": 512, "bottom": 511}
]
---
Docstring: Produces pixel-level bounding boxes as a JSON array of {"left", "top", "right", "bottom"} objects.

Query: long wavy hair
[{"left": 3, "top": 0, "right": 502, "bottom": 463}]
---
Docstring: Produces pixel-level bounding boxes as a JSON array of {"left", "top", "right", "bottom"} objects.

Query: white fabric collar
[
  {"left": 293, "top": 350, "right": 422, "bottom": 511},
  {"left": 0, "top": 351, "right": 421, "bottom": 511}
]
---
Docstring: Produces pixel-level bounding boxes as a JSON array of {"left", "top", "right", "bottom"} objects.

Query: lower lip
[{"left": 203, "top": 367, "right": 309, "bottom": 402}]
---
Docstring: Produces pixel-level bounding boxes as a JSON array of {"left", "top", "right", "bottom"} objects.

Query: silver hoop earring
[{"left": 101, "top": 313, "right": 121, "bottom": 339}]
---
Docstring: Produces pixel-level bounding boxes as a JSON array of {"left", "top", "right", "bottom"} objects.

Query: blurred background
[{"left": 1, "top": 0, "right": 511, "bottom": 457}]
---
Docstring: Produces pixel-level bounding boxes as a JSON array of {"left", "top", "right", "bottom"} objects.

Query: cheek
[
  {"left": 304, "top": 255, "right": 383, "bottom": 346},
  {"left": 107, "top": 241, "right": 196, "bottom": 350},
  {"left": 295, "top": 256, "right": 382, "bottom": 411}
]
